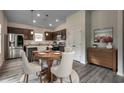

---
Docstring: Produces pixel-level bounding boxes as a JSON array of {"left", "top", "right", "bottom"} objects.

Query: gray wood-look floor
[{"left": 0, "top": 58, "right": 124, "bottom": 83}]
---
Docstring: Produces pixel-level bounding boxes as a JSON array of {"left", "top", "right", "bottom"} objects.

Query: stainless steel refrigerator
[{"left": 6, "top": 34, "right": 24, "bottom": 59}]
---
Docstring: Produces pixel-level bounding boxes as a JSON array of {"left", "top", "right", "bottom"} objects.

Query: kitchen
[
  {"left": 5, "top": 26, "right": 66, "bottom": 62},
  {"left": 4, "top": 10, "right": 85, "bottom": 64},
  {"left": 3, "top": 10, "right": 75, "bottom": 62},
  {"left": 0, "top": 10, "right": 84, "bottom": 83},
  {"left": 1, "top": 10, "right": 81, "bottom": 83}
]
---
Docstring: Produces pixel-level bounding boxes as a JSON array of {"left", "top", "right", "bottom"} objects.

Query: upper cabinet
[
  {"left": 52, "top": 31, "right": 57, "bottom": 40},
  {"left": 44, "top": 29, "right": 66, "bottom": 40},
  {"left": 44, "top": 32, "right": 53, "bottom": 40},
  {"left": 7, "top": 27, "right": 34, "bottom": 40},
  {"left": 60, "top": 29, "right": 66, "bottom": 40}
]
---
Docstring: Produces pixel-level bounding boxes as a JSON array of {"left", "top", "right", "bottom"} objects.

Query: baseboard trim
[
  {"left": 74, "top": 60, "right": 87, "bottom": 65},
  {"left": 0, "top": 61, "right": 4, "bottom": 70},
  {"left": 117, "top": 72, "right": 124, "bottom": 77}
]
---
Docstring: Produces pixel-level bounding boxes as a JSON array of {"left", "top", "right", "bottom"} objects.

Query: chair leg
[
  {"left": 60, "top": 78, "right": 63, "bottom": 83},
  {"left": 51, "top": 73, "right": 53, "bottom": 82},
  {"left": 26, "top": 74, "right": 29, "bottom": 83},
  {"left": 36, "top": 72, "right": 41, "bottom": 78},
  {"left": 31, "top": 53, "right": 33, "bottom": 62},
  {"left": 40, "top": 71, "right": 42, "bottom": 83},
  {"left": 69, "top": 75, "right": 72, "bottom": 83},
  {"left": 23, "top": 74, "right": 27, "bottom": 82}
]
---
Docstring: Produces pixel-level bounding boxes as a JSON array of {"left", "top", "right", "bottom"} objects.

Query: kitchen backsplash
[{"left": 24, "top": 40, "right": 53, "bottom": 46}]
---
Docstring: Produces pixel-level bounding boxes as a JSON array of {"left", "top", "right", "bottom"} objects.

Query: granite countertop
[
  {"left": 25, "top": 44, "right": 49, "bottom": 46},
  {"left": 25, "top": 44, "right": 49, "bottom": 48}
]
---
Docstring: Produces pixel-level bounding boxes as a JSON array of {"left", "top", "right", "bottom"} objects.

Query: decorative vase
[
  {"left": 98, "top": 43, "right": 106, "bottom": 48},
  {"left": 106, "top": 42, "right": 112, "bottom": 49},
  {"left": 98, "top": 39, "right": 106, "bottom": 48}
]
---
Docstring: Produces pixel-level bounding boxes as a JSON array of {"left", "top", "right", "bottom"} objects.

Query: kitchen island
[{"left": 24, "top": 44, "right": 48, "bottom": 62}]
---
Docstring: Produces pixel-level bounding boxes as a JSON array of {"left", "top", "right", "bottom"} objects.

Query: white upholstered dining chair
[
  {"left": 51, "top": 51, "right": 75, "bottom": 83},
  {"left": 21, "top": 50, "right": 42, "bottom": 83},
  {"left": 37, "top": 46, "right": 48, "bottom": 68}
]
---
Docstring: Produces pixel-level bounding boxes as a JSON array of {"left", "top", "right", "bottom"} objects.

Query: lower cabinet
[
  {"left": 25, "top": 45, "right": 47, "bottom": 62},
  {"left": 88, "top": 48, "right": 117, "bottom": 72},
  {"left": 26, "top": 47, "right": 38, "bottom": 62}
]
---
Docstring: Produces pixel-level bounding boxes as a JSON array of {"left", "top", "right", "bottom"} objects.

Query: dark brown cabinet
[
  {"left": 61, "top": 29, "right": 66, "bottom": 40},
  {"left": 7, "top": 27, "right": 33, "bottom": 40},
  {"left": 23, "top": 30, "right": 33, "bottom": 40},
  {"left": 44, "top": 29, "right": 66, "bottom": 40},
  {"left": 44, "top": 32, "right": 53, "bottom": 40},
  {"left": 52, "top": 32, "right": 57, "bottom": 40}
]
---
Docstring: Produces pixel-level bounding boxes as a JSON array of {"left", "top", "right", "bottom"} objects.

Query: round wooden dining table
[{"left": 33, "top": 50, "right": 62, "bottom": 82}]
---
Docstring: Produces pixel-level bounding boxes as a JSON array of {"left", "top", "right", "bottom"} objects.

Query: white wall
[
  {"left": 66, "top": 11, "right": 87, "bottom": 64},
  {"left": 54, "top": 11, "right": 90, "bottom": 64},
  {"left": 91, "top": 10, "right": 118, "bottom": 48},
  {"left": 117, "top": 10, "right": 124, "bottom": 76},
  {"left": 8, "top": 22, "right": 53, "bottom": 45},
  {"left": 54, "top": 23, "right": 67, "bottom": 31},
  {"left": 0, "top": 11, "right": 7, "bottom": 66}
]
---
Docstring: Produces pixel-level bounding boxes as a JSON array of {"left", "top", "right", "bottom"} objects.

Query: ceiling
[{"left": 4, "top": 10, "right": 78, "bottom": 29}]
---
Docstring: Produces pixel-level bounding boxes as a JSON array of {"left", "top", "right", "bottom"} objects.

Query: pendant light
[{"left": 31, "top": 10, "right": 36, "bottom": 23}]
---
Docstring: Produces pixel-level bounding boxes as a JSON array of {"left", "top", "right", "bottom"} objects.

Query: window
[{"left": 35, "top": 33, "right": 43, "bottom": 41}]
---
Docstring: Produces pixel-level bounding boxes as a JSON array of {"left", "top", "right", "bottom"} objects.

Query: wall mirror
[{"left": 94, "top": 27, "right": 113, "bottom": 43}]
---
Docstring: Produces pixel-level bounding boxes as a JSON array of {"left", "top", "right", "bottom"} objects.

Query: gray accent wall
[
  {"left": 90, "top": 10, "right": 124, "bottom": 76},
  {"left": 91, "top": 10, "right": 118, "bottom": 48}
]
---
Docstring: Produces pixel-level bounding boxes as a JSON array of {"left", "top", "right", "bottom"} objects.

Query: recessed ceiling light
[
  {"left": 49, "top": 24, "right": 52, "bottom": 27},
  {"left": 33, "top": 20, "right": 36, "bottom": 23},
  {"left": 37, "top": 13, "right": 40, "bottom": 17},
  {"left": 56, "top": 19, "right": 59, "bottom": 22}
]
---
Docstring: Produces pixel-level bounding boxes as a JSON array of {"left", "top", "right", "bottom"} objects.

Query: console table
[{"left": 88, "top": 48, "right": 117, "bottom": 72}]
